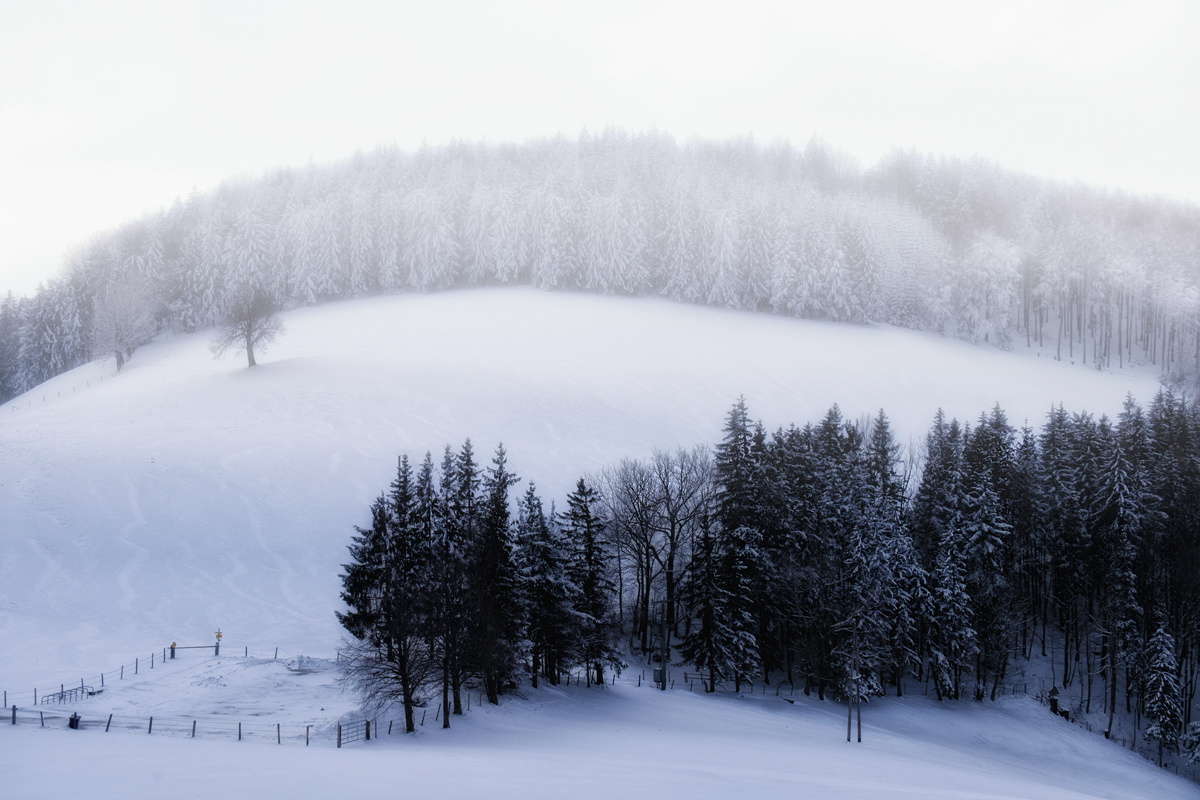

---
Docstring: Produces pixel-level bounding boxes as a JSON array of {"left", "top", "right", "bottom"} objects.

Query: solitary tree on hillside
[{"left": 210, "top": 289, "right": 284, "bottom": 367}]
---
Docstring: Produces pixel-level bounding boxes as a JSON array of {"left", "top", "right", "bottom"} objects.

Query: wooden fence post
[
  {"left": 11, "top": 706, "right": 15, "bottom": 724},
  {"left": 337, "top": 722, "right": 342, "bottom": 748},
  {"left": 105, "top": 713, "right": 112, "bottom": 732}
]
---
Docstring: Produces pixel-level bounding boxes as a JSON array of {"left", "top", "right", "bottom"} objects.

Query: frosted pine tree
[
  {"left": 470, "top": 444, "right": 523, "bottom": 703},
  {"left": 516, "top": 484, "right": 577, "bottom": 688},
  {"left": 564, "top": 477, "right": 623, "bottom": 685},
  {"left": 1143, "top": 623, "right": 1183, "bottom": 766}
]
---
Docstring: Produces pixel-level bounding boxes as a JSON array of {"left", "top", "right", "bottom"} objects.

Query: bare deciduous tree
[
  {"left": 92, "top": 278, "right": 157, "bottom": 372},
  {"left": 210, "top": 290, "right": 284, "bottom": 367}
]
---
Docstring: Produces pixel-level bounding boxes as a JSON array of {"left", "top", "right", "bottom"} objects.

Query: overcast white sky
[{"left": 1, "top": 0, "right": 1197, "bottom": 296}]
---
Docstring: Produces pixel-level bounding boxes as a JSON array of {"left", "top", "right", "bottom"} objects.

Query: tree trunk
[
  {"left": 245, "top": 335, "right": 256, "bottom": 367},
  {"left": 442, "top": 662, "right": 450, "bottom": 729}
]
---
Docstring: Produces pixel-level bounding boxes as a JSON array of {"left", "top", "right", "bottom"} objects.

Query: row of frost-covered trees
[
  {"left": 340, "top": 392, "right": 1200, "bottom": 765},
  {"left": 4, "top": 131, "right": 1200, "bottom": 403}
]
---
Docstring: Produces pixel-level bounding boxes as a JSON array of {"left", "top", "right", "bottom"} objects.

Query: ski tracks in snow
[{"left": 115, "top": 475, "right": 149, "bottom": 614}]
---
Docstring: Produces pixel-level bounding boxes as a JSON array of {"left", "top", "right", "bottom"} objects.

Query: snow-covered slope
[
  {"left": 0, "top": 288, "right": 1161, "bottom": 692},
  {"left": 3, "top": 651, "right": 1196, "bottom": 800}
]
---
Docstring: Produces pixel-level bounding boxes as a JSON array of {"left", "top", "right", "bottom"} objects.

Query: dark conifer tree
[
  {"left": 471, "top": 444, "right": 522, "bottom": 704},
  {"left": 337, "top": 494, "right": 389, "bottom": 643},
  {"left": 564, "top": 477, "right": 624, "bottom": 685},
  {"left": 1144, "top": 622, "right": 1183, "bottom": 766},
  {"left": 517, "top": 483, "right": 576, "bottom": 687},
  {"left": 678, "top": 518, "right": 727, "bottom": 691}
]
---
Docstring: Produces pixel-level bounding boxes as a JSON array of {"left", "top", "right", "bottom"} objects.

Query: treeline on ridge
[
  {"left": 339, "top": 391, "right": 1200, "bottom": 765},
  {"left": 4, "top": 131, "right": 1200, "bottom": 403}
]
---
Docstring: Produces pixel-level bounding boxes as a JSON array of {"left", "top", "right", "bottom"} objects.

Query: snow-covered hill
[{"left": 0, "top": 287, "right": 1161, "bottom": 692}]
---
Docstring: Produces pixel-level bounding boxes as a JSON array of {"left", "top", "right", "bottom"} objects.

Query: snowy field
[
  {"left": 0, "top": 287, "right": 1162, "bottom": 690},
  {"left": 3, "top": 649, "right": 1197, "bottom": 800},
  {"left": 0, "top": 288, "right": 1182, "bottom": 796}
]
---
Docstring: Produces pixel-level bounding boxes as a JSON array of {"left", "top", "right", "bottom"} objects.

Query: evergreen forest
[{"left": 339, "top": 392, "right": 1200, "bottom": 767}]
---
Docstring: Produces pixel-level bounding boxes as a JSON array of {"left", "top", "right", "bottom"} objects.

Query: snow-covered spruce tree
[
  {"left": 916, "top": 416, "right": 977, "bottom": 700},
  {"left": 862, "top": 410, "right": 926, "bottom": 696},
  {"left": 422, "top": 447, "right": 468, "bottom": 728},
  {"left": 1143, "top": 623, "right": 1183, "bottom": 766},
  {"left": 710, "top": 397, "right": 763, "bottom": 689},
  {"left": 516, "top": 483, "right": 577, "bottom": 688},
  {"left": 1093, "top": 396, "right": 1157, "bottom": 736},
  {"left": 1182, "top": 721, "right": 1200, "bottom": 766},
  {"left": 678, "top": 518, "right": 728, "bottom": 692},
  {"left": 337, "top": 493, "right": 390, "bottom": 645},
  {"left": 337, "top": 456, "right": 435, "bottom": 733},
  {"left": 715, "top": 523, "right": 763, "bottom": 691},
  {"left": 443, "top": 442, "right": 481, "bottom": 716},
  {"left": 469, "top": 444, "right": 523, "bottom": 704},
  {"left": 564, "top": 477, "right": 624, "bottom": 686}
]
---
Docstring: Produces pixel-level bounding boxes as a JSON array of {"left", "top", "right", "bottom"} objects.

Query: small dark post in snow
[
  {"left": 306, "top": 725, "right": 310, "bottom": 746},
  {"left": 148, "top": 716, "right": 153, "bottom": 733},
  {"left": 105, "top": 713, "right": 112, "bottom": 732},
  {"left": 11, "top": 706, "right": 15, "bottom": 725},
  {"left": 40, "top": 712, "right": 44, "bottom": 727},
  {"left": 192, "top": 720, "right": 196, "bottom": 737},
  {"left": 274, "top": 648, "right": 278, "bottom": 659},
  {"left": 238, "top": 722, "right": 241, "bottom": 741},
  {"left": 277, "top": 723, "right": 280, "bottom": 744},
  {"left": 336, "top": 723, "right": 341, "bottom": 748}
]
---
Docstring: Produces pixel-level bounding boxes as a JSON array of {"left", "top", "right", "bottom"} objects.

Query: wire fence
[
  {"left": 2, "top": 643, "right": 285, "bottom": 710},
  {"left": 8, "top": 706, "right": 322, "bottom": 746}
]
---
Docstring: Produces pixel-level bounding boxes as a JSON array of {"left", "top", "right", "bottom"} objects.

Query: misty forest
[
  {"left": 2, "top": 132, "right": 1200, "bottom": 404},
  {"left": 339, "top": 393, "right": 1200, "bottom": 766}
]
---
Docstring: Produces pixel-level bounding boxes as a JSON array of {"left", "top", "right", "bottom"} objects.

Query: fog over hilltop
[{"left": 1, "top": 131, "right": 1198, "bottom": 403}]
